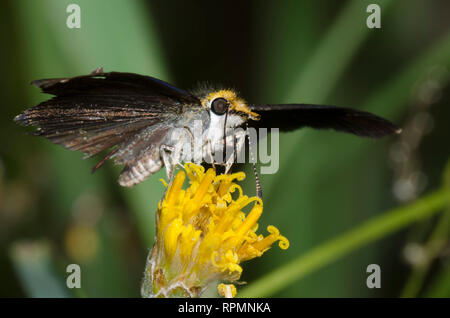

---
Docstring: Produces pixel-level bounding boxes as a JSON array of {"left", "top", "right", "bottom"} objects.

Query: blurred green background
[{"left": 1, "top": 0, "right": 449, "bottom": 297}]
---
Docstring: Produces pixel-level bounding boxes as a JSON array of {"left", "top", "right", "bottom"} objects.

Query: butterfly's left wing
[{"left": 248, "top": 104, "right": 401, "bottom": 138}]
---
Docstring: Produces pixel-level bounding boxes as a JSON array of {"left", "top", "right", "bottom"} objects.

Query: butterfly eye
[{"left": 211, "top": 98, "right": 229, "bottom": 115}]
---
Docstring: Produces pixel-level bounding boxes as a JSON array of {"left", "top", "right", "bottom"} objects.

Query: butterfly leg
[
  {"left": 183, "top": 126, "right": 195, "bottom": 162},
  {"left": 205, "top": 139, "right": 216, "bottom": 170},
  {"left": 224, "top": 134, "right": 237, "bottom": 174},
  {"left": 224, "top": 156, "right": 234, "bottom": 174},
  {"left": 160, "top": 144, "right": 176, "bottom": 201},
  {"left": 224, "top": 129, "right": 246, "bottom": 174}
]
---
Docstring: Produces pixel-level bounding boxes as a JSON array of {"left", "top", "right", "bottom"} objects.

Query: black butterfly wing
[
  {"left": 15, "top": 70, "right": 200, "bottom": 163},
  {"left": 249, "top": 104, "right": 401, "bottom": 138},
  {"left": 31, "top": 71, "right": 198, "bottom": 104}
]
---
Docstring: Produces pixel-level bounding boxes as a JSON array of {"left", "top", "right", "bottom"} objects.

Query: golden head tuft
[{"left": 202, "top": 89, "right": 260, "bottom": 120}]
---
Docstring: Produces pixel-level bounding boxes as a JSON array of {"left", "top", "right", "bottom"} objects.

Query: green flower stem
[{"left": 239, "top": 188, "right": 450, "bottom": 298}]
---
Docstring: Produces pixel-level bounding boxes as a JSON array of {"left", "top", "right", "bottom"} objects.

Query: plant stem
[
  {"left": 400, "top": 209, "right": 450, "bottom": 297},
  {"left": 401, "top": 161, "right": 450, "bottom": 297}
]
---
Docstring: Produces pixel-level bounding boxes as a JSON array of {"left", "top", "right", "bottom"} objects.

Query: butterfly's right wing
[{"left": 15, "top": 71, "right": 201, "bottom": 183}]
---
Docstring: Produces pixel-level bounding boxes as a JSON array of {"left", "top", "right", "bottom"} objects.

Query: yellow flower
[{"left": 141, "top": 163, "right": 289, "bottom": 298}]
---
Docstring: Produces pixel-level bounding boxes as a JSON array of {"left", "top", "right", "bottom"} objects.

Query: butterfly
[{"left": 15, "top": 68, "right": 401, "bottom": 189}]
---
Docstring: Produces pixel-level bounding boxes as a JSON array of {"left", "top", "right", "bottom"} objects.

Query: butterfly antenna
[
  {"left": 246, "top": 123, "right": 263, "bottom": 199},
  {"left": 253, "top": 162, "right": 263, "bottom": 199}
]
